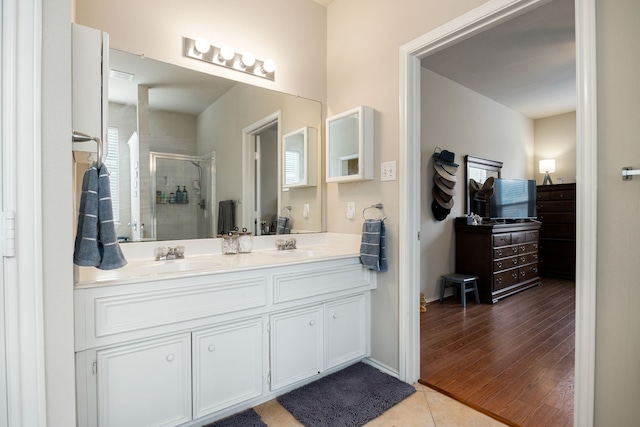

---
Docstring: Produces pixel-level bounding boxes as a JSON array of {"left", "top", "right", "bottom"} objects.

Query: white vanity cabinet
[
  {"left": 75, "top": 256, "right": 375, "bottom": 427},
  {"left": 325, "top": 294, "right": 367, "bottom": 369},
  {"left": 270, "top": 306, "right": 324, "bottom": 390},
  {"left": 192, "top": 318, "right": 263, "bottom": 419},
  {"left": 270, "top": 293, "right": 368, "bottom": 390},
  {"left": 96, "top": 334, "right": 192, "bottom": 427}
]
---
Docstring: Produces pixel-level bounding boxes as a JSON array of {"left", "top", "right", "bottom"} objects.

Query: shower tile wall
[{"left": 155, "top": 158, "right": 201, "bottom": 240}]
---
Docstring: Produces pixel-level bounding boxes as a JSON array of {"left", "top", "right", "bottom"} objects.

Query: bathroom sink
[
  {"left": 268, "top": 249, "right": 334, "bottom": 258},
  {"left": 132, "top": 259, "right": 221, "bottom": 275}
]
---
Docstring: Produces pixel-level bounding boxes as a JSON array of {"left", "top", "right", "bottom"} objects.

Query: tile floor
[{"left": 253, "top": 382, "right": 508, "bottom": 426}]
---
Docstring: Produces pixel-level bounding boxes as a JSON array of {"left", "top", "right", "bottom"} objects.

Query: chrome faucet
[{"left": 154, "top": 245, "right": 185, "bottom": 261}]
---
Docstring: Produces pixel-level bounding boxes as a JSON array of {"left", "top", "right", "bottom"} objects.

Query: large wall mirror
[
  {"left": 90, "top": 48, "right": 323, "bottom": 243},
  {"left": 465, "top": 155, "right": 503, "bottom": 216}
]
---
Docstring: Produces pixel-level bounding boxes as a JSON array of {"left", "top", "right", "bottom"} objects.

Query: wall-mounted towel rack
[
  {"left": 72, "top": 130, "right": 103, "bottom": 168},
  {"left": 622, "top": 167, "right": 640, "bottom": 180},
  {"left": 363, "top": 203, "right": 386, "bottom": 221}
]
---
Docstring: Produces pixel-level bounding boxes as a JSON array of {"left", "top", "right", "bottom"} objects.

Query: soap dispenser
[
  {"left": 182, "top": 186, "right": 188, "bottom": 204},
  {"left": 175, "top": 186, "right": 182, "bottom": 203}
]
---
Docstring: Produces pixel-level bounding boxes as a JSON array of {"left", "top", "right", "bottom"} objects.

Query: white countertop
[{"left": 75, "top": 233, "right": 362, "bottom": 288}]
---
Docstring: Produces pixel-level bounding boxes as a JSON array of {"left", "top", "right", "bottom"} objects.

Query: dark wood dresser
[
  {"left": 536, "top": 183, "right": 576, "bottom": 279},
  {"left": 455, "top": 218, "right": 541, "bottom": 304}
]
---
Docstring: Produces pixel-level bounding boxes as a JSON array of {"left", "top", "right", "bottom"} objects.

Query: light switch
[
  {"left": 347, "top": 202, "right": 356, "bottom": 220},
  {"left": 381, "top": 161, "right": 397, "bottom": 181}
]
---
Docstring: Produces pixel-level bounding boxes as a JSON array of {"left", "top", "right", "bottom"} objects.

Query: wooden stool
[{"left": 439, "top": 274, "right": 480, "bottom": 308}]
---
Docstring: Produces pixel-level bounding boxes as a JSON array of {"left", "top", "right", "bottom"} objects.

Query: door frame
[
  {"left": 398, "top": 0, "right": 597, "bottom": 425},
  {"left": 242, "top": 111, "right": 281, "bottom": 235}
]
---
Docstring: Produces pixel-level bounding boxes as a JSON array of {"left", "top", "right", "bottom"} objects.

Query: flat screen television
[{"left": 489, "top": 178, "right": 537, "bottom": 220}]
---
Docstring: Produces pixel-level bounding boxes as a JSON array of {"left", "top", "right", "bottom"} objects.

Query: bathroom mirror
[
  {"left": 326, "top": 106, "right": 374, "bottom": 183},
  {"left": 283, "top": 127, "right": 317, "bottom": 188},
  {"left": 89, "top": 48, "right": 323, "bottom": 242}
]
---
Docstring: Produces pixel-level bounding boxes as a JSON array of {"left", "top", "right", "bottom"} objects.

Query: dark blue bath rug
[
  {"left": 277, "top": 362, "right": 416, "bottom": 427},
  {"left": 203, "top": 408, "right": 266, "bottom": 427}
]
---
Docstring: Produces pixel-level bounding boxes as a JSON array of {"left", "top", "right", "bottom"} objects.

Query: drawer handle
[
  {"left": 512, "top": 247, "right": 518, "bottom": 254},
  {"left": 560, "top": 194, "right": 564, "bottom": 198},
  {"left": 521, "top": 257, "right": 526, "bottom": 263},
  {"left": 533, "top": 267, "right": 538, "bottom": 273},
  {"left": 520, "top": 246, "right": 525, "bottom": 251},
  {"left": 533, "top": 244, "right": 538, "bottom": 249},
  {"left": 208, "top": 344, "right": 216, "bottom": 352},
  {"left": 166, "top": 354, "right": 175, "bottom": 362},
  {"left": 538, "top": 204, "right": 543, "bottom": 209},
  {"left": 497, "top": 262, "right": 502, "bottom": 268},
  {"left": 496, "top": 277, "right": 502, "bottom": 284},
  {"left": 497, "top": 250, "right": 503, "bottom": 256},
  {"left": 512, "top": 273, "right": 518, "bottom": 280},
  {"left": 521, "top": 271, "right": 526, "bottom": 277},
  {"left": 533, "top": 254, "right": 538, "bottom": 259},
  {"left": 309, "top": 320, "right": 315, "bottom": 326},
  {"left": 512, "top": 258, "right": 518, "bottom": 265},
  {"left": 332, "top": 313, "right": 338, "bottom": 320}
]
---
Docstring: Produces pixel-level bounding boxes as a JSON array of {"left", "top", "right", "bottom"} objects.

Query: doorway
[
  {"left": 399, "top": 0, "right": 597, "bottom": 425},
  {"left": 242, "top": 112, "right": 280, "bottom": 235}
]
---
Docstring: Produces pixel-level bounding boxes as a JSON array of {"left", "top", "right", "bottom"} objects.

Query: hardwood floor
[{"left": 419, "top": 277, "right": 575, "bottom": 427}]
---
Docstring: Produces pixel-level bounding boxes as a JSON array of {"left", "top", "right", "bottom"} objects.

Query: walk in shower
[{"left": 151, "top": 152, "right": 215, "bottom": 240}]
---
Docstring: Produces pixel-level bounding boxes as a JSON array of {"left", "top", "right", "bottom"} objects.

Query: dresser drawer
[
  {"left": 540, "top": 224, "right": 576, "bottom": 240},
  {"left": 511, "top": 232, "right": 527, "bottom": 244},
  {"left": 493, "top": 233, "right": 511, "bottom": 247},
  {"left": 494, "top": 256, "right": 519, "bottom": 272},
  {"left": 538, "top": 212, "right": 575, "bottom": 224},
  {"left": 519, "top": 252, "right": 539, "bottom": 265},
  {"left": 526, "top": 231, "right": 539, "bottom": 242},
  {"left": 536, "top": 200, "right": 575, "bottom": 212},
  {"left": 494, "top": 269, "right": 519, "bottom": 291},
  {"left": 519, "top": 264, "right": 539, "bottom": 281},
  {"left": 494, "top": 245, "right": 519, "bottom": 259},
  {"left": 550, "top": 190, "right": 575, "bottom": 201},
  {"left": 519, "top": 242, "right": 539, "bottom": 254}
]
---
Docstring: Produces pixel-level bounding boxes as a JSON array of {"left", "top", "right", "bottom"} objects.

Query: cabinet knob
[
  {"left": 496, "top": 277, "right": 502, "bottom": 284},
  {"left": 497, "top": 262, "right": 502, "bottom": 268},
  {"left": 512, "top": 258, "right": 518, "bottom": 265},
  {"left": 208, "top": 344, "right": 216, "bottom": 352},
  {"left": 332, "top": 313, "right": 338, "bottom": 320},
  {"left": 512, "top": 273, "right": 518, "bottom": 279},
  {"left": 309, "top": 320, "right": 315, "bottom": 326},
  {"left": 497, "top": 250, "right": 503, "bottom": 256},
  {"left": 166, "top": 354, "right": 175, "bottom": 362},
  {"left": 533, "top": 254, "right": 538, "bottom": 259}
]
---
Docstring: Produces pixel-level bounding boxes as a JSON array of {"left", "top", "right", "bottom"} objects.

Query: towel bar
[
  {"left": 362, "top": 203, "right": 386, "bottom": 221},
  {"left": 622, "top": 167, "right": 640, "bottom": 181}
]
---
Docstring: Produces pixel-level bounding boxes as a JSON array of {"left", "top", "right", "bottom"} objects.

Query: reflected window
[
  {"left": 285, "top": 148, "right": 302, "bottom": 185},
  {"left": 106, "top": 126, "right": 120, "bottom": 223}
]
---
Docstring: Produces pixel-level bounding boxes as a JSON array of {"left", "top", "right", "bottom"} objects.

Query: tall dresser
[
  {"left": 536, "top": 183, "right": 576, "bottom": 279},
  {"left": 455, "top": 218, "right": 541, "bottom": 304}
]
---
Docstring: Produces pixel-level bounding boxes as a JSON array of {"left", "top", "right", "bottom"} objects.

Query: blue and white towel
[
  {"left": 73, "top": 163, "right": 127, "bottom": 270},
  {"left": 360, "top": 219, "right": 388, "bottom": 272}
]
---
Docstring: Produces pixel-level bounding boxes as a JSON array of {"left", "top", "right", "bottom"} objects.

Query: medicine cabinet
[
  {"left": 283, "top": 127, "right": 317, "bottom": 188},
  {"left": 326, "top": 106, "right": 374, "bottom": 183}
]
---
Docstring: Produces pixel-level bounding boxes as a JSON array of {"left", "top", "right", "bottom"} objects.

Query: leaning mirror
[
  {"left": 465, "top": 155, "right": 503, "bottom": 216},
  {"left": 92, "top": 48, "right": 323, "bottom": 242}
]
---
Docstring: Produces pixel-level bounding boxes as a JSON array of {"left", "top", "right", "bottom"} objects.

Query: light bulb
[
  {"left": 241, "top": 52, "right": 256, "bottom": 68},
  {"left": 194, "top": 37, "right": 211, "bottom": 54},
  {"left": 219, "top": 45, "right": 235, "bottom": 61},
  {"left": 262, "top": 58, "right": 276, "bottom": 73}
]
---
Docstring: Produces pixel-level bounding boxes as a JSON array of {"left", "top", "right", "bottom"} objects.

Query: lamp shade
[{"left": 539, "top": 159, "right": 556, "bottom": 174}]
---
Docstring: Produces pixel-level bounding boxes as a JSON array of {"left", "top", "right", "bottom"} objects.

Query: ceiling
[{"left": 421, "top": 0, "right": 576, "bottom": 119}]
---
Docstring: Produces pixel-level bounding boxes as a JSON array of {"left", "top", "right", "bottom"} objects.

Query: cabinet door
[
  {"left": 192, "top": 318, "right": 263, "bottom": 418},
  {"left": 96, "top": 334, "right": 191, "bottom": 427},
  {"left": 270, "top": 306, "right": 323, "bottom": 390},
  {"left": 325, "top": 295, "right": 367, "bottom": 369}
]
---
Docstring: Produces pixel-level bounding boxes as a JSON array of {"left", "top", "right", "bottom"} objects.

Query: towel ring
[
  {"left": 362, "top": 203, "right": 386, "bottom": 221},
  {"left": 282, "top": 206, "right": 291, "bottom": 218}
]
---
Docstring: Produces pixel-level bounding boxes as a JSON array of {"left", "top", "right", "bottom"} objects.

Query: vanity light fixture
[{"left": 183, "top": 36, "right": 276, "bottom": 81}]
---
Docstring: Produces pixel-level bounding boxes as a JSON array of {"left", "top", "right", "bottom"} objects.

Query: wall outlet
[
  {"left": 381, "top": 160, "right": 397, "bottom": 181},
  {"left": 347, "top": 202, "right": 356, "bottom": 220}
]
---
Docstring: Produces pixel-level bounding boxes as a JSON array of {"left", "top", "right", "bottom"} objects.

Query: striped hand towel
[{"left": 360, "top": 219, "right": 388, "bottom": 272}]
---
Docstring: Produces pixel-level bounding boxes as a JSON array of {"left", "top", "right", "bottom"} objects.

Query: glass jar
[
  {"left": 220, "top": 232, "right": 239, "bottom": 254},
  {"left": 238, "top": 228, "right": 253, "bottom": 253}
]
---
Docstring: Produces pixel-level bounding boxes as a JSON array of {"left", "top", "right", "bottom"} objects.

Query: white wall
[
  {"left": 420, "top": 68, "right": 534, "bottom": 301},
  {"left": 534, "top": 111, "right": 576, "bottom": 185},
  {"left": 43, "top": 0, "right": 77, "bottom": 425},
  {"left": 326, "top": 0, "right": 488, "bottom": 371},
  {"left": 595, "top": 0, "right": 640, "bottom": 424}
]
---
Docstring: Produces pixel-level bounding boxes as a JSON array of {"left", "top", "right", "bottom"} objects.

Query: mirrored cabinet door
[
  {"left": 283, "top": 127, "right": 317, "bottom": 188},
  {"left": 326, "top": 106, "right": 374, "bottom": 183}
]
